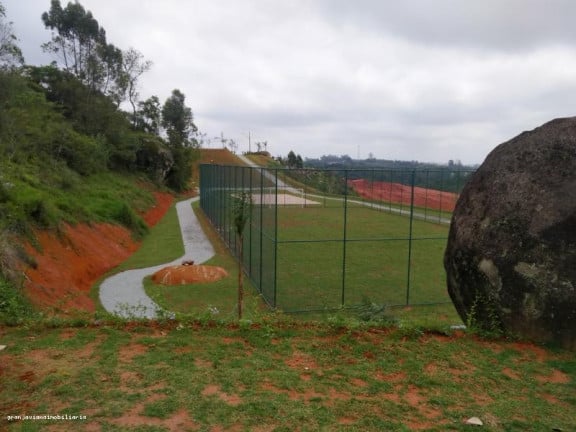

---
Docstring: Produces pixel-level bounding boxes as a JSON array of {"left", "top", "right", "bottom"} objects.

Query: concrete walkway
[{"left": 99, "top": 197, "right": 215, "bottom": 319}]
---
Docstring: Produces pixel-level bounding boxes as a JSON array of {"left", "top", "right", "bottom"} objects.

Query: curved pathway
[{"left": 99, "top": 197, "right": 215, "bottom": 319}]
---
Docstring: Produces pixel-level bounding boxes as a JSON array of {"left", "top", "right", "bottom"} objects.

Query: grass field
[
  {"left": 1, "top": 321, "right": 574, "bottom": 431},
  {"left": 248, "top": 201, "right": 452, "bottom": 313},
  {"left": 124, "top": 197, "right": 459, "bottom": 327}
]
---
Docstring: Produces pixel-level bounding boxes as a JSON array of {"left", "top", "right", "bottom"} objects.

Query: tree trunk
[{"left": 238, "top": 235, "right": 243, "bottom": 320}]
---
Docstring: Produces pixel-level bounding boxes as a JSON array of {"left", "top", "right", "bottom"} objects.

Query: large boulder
[{"left": 444, "top": 117, "right": 576, "bottom": 349}]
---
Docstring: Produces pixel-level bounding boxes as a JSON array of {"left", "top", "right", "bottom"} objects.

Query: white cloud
[{"left": 4, "top": 0, "right": 576, "bottom": 164}]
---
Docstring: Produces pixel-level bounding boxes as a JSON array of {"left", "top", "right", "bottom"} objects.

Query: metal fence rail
[{"left": 200, "top": 164, "right": 473, "bottom": 313}]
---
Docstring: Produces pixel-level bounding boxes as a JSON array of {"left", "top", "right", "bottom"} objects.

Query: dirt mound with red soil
[
  {"left": 349, "top": 179, "right": 458, "bottom": 212},
  {"left": 151, "top": 265, "right": 228, "bottom": 285},
  {"left": 22, "top": 191, "right": 175, "bottom": 313}
]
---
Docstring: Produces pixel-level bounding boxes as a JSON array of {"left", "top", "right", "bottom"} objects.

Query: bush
[
  {"left": 113, "top": 202, "right": 148, "bottom": 239},
  {"left": 0, "top": 276, "right": 36, "bottom": 325},
  {"left": 24, "top": 198, "right": 58, "bottom": 229},
  {"left": 55, "top": 130, "right": 107, "bottom": 176}
]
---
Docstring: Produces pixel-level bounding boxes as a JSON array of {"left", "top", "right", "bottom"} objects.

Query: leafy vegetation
[{"left": 0, "top": 0, "right": 203, "bottom": 317}]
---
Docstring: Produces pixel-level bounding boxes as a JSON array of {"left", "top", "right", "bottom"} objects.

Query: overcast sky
[{"left": 5, "top": 0, "right": 576, "bottom": 164}]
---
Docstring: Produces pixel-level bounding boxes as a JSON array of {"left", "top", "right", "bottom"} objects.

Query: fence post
[
  {"left": 406, "top": 170, "right": 416, "bottom": 305},
  {"left": 248, "top": 166, "right": 253, "bottom": 283},
  {"left": 438, "top": 169, "right": 445, "bottom": 223},
  {"left": 341, "top": 169, "right": 348, "bottom": 307},
  {"left": 273, "top": 168, "right": 279, "bottom": 309},
  {"left": 259, "top": 168, "right": 264, "bottom": 295}
]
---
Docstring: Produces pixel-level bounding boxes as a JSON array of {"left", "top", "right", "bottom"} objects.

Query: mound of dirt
[{"left": 151, "top": 265, "right": 228, "bottom": 285}]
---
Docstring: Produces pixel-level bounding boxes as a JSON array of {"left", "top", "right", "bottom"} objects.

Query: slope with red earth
[
  {"left": 22, "top": 191, "right": 174, "bottom": 313},
  {"left": 349, "top": 179, "right": 458, "bottom": 212}
]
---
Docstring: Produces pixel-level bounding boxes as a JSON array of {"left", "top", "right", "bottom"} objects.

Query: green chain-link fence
[{"left": 200, "top": 164, "right": 473, "bottom": 313}]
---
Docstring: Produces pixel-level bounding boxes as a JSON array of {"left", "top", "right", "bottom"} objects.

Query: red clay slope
[
  {"left": 349, "top": 179, "right": 458, "bottom": 212},
  {"left": 21, "top": 149, "right": 246, "bottom": 314},
  {"left": 22, "top": 191, "right": 174, "bottom": 313}
]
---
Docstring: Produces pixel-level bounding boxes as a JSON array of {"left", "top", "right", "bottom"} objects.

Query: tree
[
  {"left": 42, "top": 1, "right": 105, "bottom": 87},
  {"left": 287, "top": 150, "right": 297, "bottom": 168},
  {"left": 161, "top": 90, "right": 199, "bottom": 191},
  {"left": 232, "top": 192, "right": 251, "bottom": 320},
  {"left": 296, "top": 154, "right": 303, "bottom": 168},
  {"left": 214, "top": 131, "right": 227, "bottom": 148},
  {"left": 120, "top": 47, "right": 152, "bottom": 123},
  {"left": 0, "top": 2, "right": 24, "bottom": 68},
  {"left": 135, "top": 95, "right": 161, "bottom": 134},
  {"left": 228, "top": 138, "right": 237, "bottom": 154},
  {"left": 97, "top": 41, "right": 124, "bottom": 105},
  {"left": 161, "top": 89, "right": 197, "bottom": 148}
]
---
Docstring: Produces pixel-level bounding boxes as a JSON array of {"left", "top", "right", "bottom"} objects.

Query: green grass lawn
[
  {"left": 115, "top": 204, "right": 185, "bottom": 271},
  {"left": 273, "top": 205, "right": 451, "bottom": 312},
  {"left": 140, "top": 201, "right": 265, "bottom": 320},
  {"left": 124, "top": 194, "right": 460, "bottom": 323},
  {"left": 1, "top": 322, "right": 574, "bottom": 431},
  {"left": 123, "top": 197, "right": 460, "bottom": 327}
]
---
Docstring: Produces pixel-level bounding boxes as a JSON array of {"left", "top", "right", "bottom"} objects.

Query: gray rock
[{"left": 444, "top": 117, "right": 576, "bottom": 349}]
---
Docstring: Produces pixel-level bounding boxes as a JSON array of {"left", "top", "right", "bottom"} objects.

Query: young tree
[
  {"left": 0, "top": 2, "right": 24, "bottom": 68},
  {"left": 228, "top": 138, "right": 237, "bottom": 154},
  {"left": 232, "top": 192, "right": 251, "bottom": 320},
  {"left": 214, "top": 131, "right": 227, "bottom": 148}
]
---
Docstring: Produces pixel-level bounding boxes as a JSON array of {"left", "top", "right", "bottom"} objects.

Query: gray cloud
[
  {"left": 314, "top": 0, "right": 576, "bottom": 52},
  {"left": 4, "top": 0, "right": 576, "bottom": 165}
]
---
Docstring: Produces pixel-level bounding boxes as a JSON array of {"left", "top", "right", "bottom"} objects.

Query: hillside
[
  {"left": 0, "top": 68, "right": 199, "bottom": 321},
  {"left": 9, "top": 149, "right": 247, "bottom": 316},
  {"left": 20, "top": 191, "right": 174, "bottom": 314}
]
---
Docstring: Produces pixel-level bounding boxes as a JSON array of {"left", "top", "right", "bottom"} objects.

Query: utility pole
[{"left": 248, "top": 131, "right": 251, "bottom": 153}]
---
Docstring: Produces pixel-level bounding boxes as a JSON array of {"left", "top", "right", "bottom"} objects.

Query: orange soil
[
  {"left": 349, "top": 178, "right": 458, "bottom": 212},
  {"left": 198, "top": 148, "right": 244, "bottom": 166},
  {"left": 21, "top": 192, "right": 175, "bottom": 314},
  {"left": 151, "top": 265, "right": 228, "bottom": 285}
]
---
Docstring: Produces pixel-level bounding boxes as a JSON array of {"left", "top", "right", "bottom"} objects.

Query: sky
[{"left": 4, "top": 0, "right": 576, "bottom": 165}]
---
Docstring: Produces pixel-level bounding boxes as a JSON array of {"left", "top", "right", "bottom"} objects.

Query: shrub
[{"left": 113, "top": 202, "right": 148, "bottom": 239}]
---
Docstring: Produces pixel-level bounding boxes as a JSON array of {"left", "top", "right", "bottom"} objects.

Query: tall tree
[
  {"left": 121, "top": 47, "right": 152, "bottom": 123},
  {"left": 0, "top": 2, "right": 24, "bottom": 68},
  {"left": 97, "top": 41, "right": 124, "bottom": 105},
  {"left": 161, "top": 89, "right": 197, "bottom": 148},
  {"left": 161, "top": 90, "right": 199, "bottom": 191},
  {"left": 41, "top": 0, "right": 122, "bottom": 96}
]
